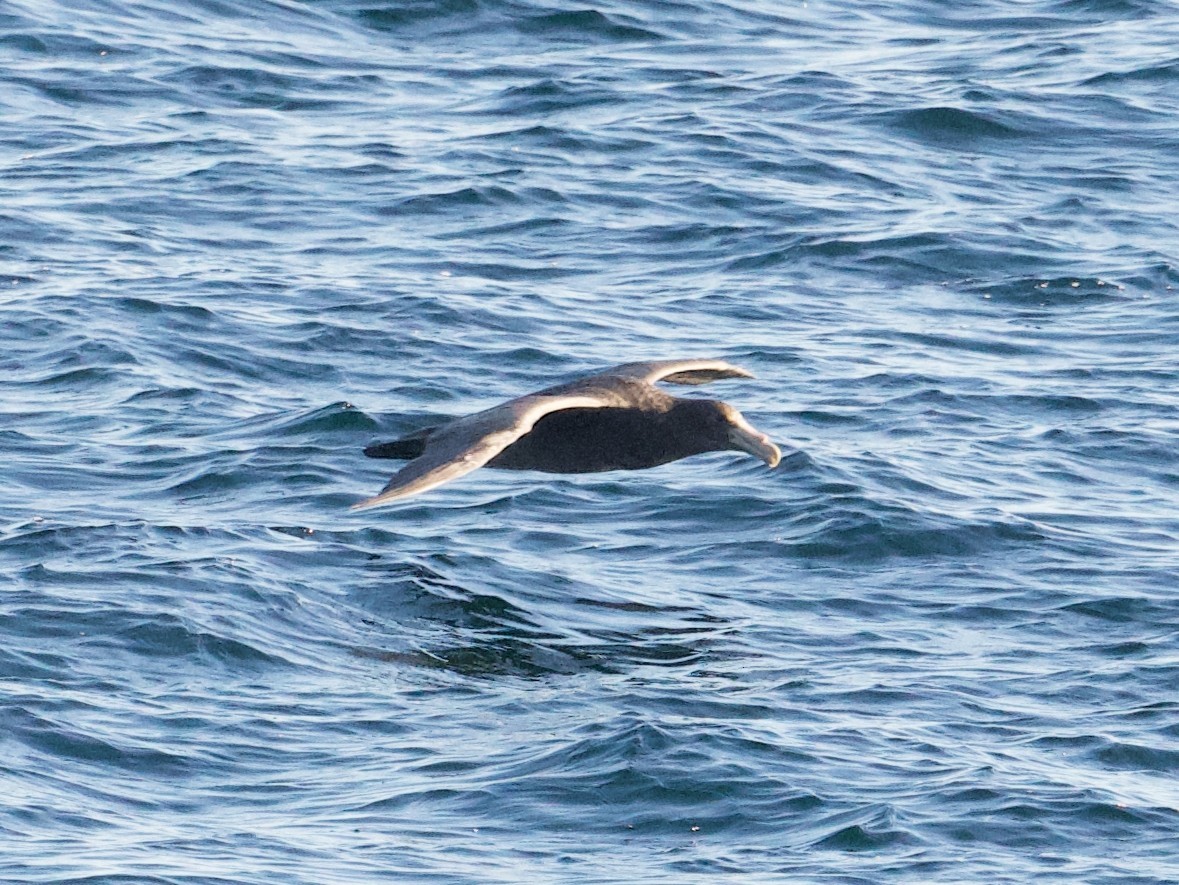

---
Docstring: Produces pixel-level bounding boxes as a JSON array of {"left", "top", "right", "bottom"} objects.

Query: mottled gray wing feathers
[
  {"left": 351, "top": 394, "right": 607, "bottom": 509},
  {"left": 605, "top": 359, "right": 754, "bottom": 386}
]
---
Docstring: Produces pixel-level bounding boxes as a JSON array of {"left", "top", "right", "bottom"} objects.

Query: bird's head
[{"left": 676, "top": 399, "right": 781, "bottom": 468}]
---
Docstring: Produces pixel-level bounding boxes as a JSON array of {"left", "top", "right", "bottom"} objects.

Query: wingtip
[
  {"left": 351, "top": 483, "right": 421, "bottom": 510},
  {"left": 708, "top": 358, "right": 754, "bottom": 379},
  {"left": 765, "top": 442, "right": 782, "bottom": 469}
]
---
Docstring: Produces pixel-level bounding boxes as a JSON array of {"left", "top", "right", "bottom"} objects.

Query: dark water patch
[
  {"left": 441, "top": 215, "right": 572, "bottom": 241},
  {"left": 367, "top": 638, "right": 591, "bottom": 678},
  {"left": 166, "top": 457, "right": 280, "bottom": 501},
  {"left": 5, "top": 707, "right": 193, "bottom": 776},
  {"left": 1116, "top": 262, "right": 1179, "bottom": 293},
  {"left": 468, "top": 714, "right": 808, "bottom": 825},
  {"left": 345, "top": 551, "right": 737, "bottom": 676},
  {"left": 996, "top": 393, "right": 1104, "bottom": 415},
  {"left": 813, "top": 818, "right": 916, "bottom": 852},
  {"left": 0, "top": 33, "right": 50, "bottom": 54},
  {"left": 1083, "top": 60, "right": 1179, "bottom": 88},
  {"left": 1092, "top": 638, "right": 1152, "bottom": 656},
  {"left": 152, "top": 336, "right": 345, "bottom": 388},
  {"left": 970, "top": 276, "right": 1130, "bottom": 306},
  {"left": 159, "top": 64, "right": 351, "bottom": 110},
  {"left": 181, "top": 160, "right": 290, "bottom": 197},
  {"left": 354, "top": 0, "right": 481, "bottom": 32},
  {"left": 15, "top": 137, "right": 210, "bottom": 173},
  {"left": 516, "top": 9, "right": 666, "bottom": 43},
  {"left": 882, "top": 106, "right": 1031, "bottom": 146},
  {"left": 873, "top": 328, "right": 1042, "bottom": 358},
  {"left": 477, "top": 122, "right": 654, "bottom": 155},
  {"left": 789, "top": 232, "right": 1053, "bottom": 281},
  {"left": 12, "top": 335, "right": 140, "bottom": 374},
  {"left": 1049, "top": 0, "right": 1169, "bottom": 17},
  {"left": 481, "top": 78, "right": 623, "bottom": 116},
  {"left": 1040, "top": 428, "right": 1179, "bottom": 472},
  {"left": 121, "top": 385, "right": 236, "bottom": 419},
  {"left": 923, "top": 11, "right": 1066, "bottom": 32},
  {"left": 22, "top": 365, "right": 127, "bottom": 389},
  {"left": 740, "top": 503, "right": 1045, "bottom": 564},
  {"left": 634, "top": 221, "right": 750, "bottom": 248},
  {"left": 430, "top": 258, "right": 580, "bottom": 283},
  {"left": 202, "top": 402, "right": 375, "bottom": 441},
  {"left": 10, "top": 72, "right": 165, "bottom": 109},
  {"left": 382, "top": 184, "right": 525, "bottom": 217},
  {"left": 1059, "top": 596, "right": 1174, "bottom": 624},
  {"left": 114, "top": 296, "right": 217, "bottom": 322},
  {"left": 4, "top": 518, "right": 189, "bottom": 552},
  {"left": 0, "top": 28, "right": 154, "bottom": 63},
  {"left": 104, "top": 613, "right": 287, "bottom": 666},
  {"left": 1090, "top": 741, "right": 1179, "bottom": 773}
]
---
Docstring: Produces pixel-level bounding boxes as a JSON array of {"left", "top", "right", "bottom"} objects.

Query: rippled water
[{"left": 3, "top": 0, "right": 1178, "bottom": 882}]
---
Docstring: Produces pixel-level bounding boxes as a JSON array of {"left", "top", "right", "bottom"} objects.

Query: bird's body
[{"left": 353, "top": 359, "right": 779, "bottom": 509}]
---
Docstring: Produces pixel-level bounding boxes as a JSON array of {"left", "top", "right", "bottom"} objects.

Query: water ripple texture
[{"left": 2, "top": 0, "right": 1177, "bottom": 883}]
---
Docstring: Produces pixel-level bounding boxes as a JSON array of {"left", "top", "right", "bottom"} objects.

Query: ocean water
[{"left": 2, "top": 0, "right": 1178, "bottom": 881}]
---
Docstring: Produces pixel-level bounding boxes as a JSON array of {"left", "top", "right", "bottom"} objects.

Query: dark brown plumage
[{"left": 353, "top": 359, "right": 779, "bottom": 510}]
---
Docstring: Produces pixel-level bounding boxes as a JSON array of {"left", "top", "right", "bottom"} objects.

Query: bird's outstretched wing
[
  {"left": 351, "top": 394, "right": 608, "bottom": 510},
  {"left": 603, "top": 358, "right": 754, "bottom": 386}
]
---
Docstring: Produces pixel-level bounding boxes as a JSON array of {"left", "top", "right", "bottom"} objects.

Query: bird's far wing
[
  {"left": 350, "top": 394, "right": 609, "bottom": 510},
  {"left": 607, "top": 358, "right": 755, "bottom": 386},
  {"left": 363, "top": 422, "right": 441, "bottom": 459}
]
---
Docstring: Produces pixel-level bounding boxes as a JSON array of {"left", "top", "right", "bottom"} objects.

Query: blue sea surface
[{"left": 2, "top": 0, "right": 1178, "bottom": 882}]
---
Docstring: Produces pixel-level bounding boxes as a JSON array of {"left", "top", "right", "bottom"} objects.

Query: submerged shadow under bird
[{"left": 352, "top": 358, "right": 781, "bottom": 510}]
